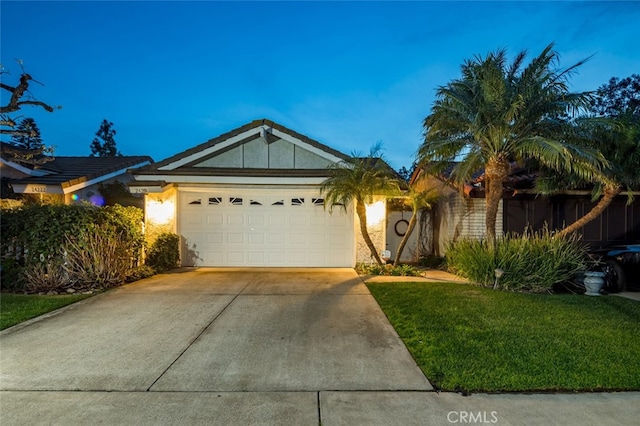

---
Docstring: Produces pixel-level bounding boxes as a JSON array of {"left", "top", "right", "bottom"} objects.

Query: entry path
[{"left": 1, "top": 269, "right": 637, "bottom": 425}]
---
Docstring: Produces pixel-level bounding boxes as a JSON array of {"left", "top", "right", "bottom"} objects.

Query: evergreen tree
[
  {"left": 90, "top": 119, "right": 121, "bottom": 157},
  {"left": 10, "top": 118, "right": 44, "bottom": 151}
]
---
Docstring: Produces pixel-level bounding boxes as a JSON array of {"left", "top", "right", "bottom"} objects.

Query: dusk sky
[{"left": 1, "top": 1, "right": 638, "bottom": 170}]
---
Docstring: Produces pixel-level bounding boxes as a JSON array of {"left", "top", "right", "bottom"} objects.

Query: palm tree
[
  {"left": 393, "top": 187, "right": 439, "bottom": 265},
  {"left": 321, "top": 144, "right": 401, "bottom": 266},
  {"left": 551, "top": 75, "right": 640, "bottom": 237},
  {"left": 418, "top": 43, "right": 606, "bottom": 242},
  {"left": 551, "top": 117, "right": 640, "bottom": 238}
]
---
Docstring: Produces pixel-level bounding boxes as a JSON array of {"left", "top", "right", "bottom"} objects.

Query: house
[
  {"left": 129, "top": 119, "right": 390, "bottom": 268},
  {"left": 0, "top": 143, "right": 152, "bottom": 205},
  {"left": 411, "top": 164, "right": 640, "bottom": 256}
]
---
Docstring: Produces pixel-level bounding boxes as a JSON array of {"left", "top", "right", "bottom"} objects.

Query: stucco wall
[
  {"left": 355, "top": 198, "right": 387, "bottom": 264},
  {"left": 144, "top": 187, "right": 178, "bottom": 248}
]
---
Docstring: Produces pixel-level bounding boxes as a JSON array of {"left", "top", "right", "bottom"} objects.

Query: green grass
[
  {"left": 0, "top": 293, "right": 92, "bottom": 330},
  {"left": 367, "top": 282, "right": 640, "bottom": 393}
]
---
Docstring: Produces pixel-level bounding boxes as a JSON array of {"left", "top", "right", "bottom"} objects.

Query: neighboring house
[
  {"left": 0, "top": 144, "right": 152, "bottom": 205},
  {"left": 129, "top": 119, "right": 390, "bottom": 268},
  {"left": 411, "top": 164, "right": 640, "bottom": 256}
]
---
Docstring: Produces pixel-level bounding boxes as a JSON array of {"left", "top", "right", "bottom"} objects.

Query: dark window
[{"left": 208, "top": 197, "right": 222, "bottom": 205}]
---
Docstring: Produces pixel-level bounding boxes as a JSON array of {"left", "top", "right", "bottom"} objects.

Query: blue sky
[{"left": 1, "top": 1, "right": 639, "bottom": 170}]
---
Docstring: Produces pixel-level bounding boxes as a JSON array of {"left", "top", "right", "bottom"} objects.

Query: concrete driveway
[{"left": 2, "top": 268, "right": 637, "bottom": 425}]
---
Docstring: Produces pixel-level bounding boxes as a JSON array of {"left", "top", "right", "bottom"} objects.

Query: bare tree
[{"left": 1, "top": 60, "right": 58, "bottom": 165}]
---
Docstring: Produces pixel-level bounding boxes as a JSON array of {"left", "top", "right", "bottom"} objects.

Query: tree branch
[{"left": 1, "top": 73, "right": 55, "bottom": 114}]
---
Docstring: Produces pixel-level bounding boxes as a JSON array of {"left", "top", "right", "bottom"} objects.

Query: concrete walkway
[{"left": 1, "top": 268, "right": 638, "bottom": 425}]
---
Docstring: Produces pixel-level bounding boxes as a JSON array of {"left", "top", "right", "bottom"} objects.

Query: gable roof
[
  {"left": 11, "top": 156, "right": 153, "bottom": 194},
  {"left": 135, "top": 119, "right": 349, "bottom": 178}
]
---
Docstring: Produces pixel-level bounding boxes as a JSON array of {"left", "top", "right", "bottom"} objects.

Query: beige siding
[{"left": 435, "top": 194, "right": 503, "bottom": 254}]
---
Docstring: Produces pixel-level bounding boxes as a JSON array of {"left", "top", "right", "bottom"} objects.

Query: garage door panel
[
  {"left": 248, "top": 215, "right": 264, "bottom": 226},
  {"left": 227, "top": 252, "right": 244, "bottom": 263},
  {"left": 179, "top": 189, "right": 353, "bottom": 267},
  {"left": 290, "top": 215, "right": 307, "bottom": 226},
  {"left": 203, "top": 251, "right": 224, "bottom": 263},
  {"left": 247, "top": 252, "right": 265, "bottom": 263},
  {"left": 329, "top": 233, "right": 348, "bottom": 246},
  {"left": 227, "top": 233, "right": 244, "bottom": 244},
  {"left": 207, "top": 214, "right": 223, "bottom": 225},
  {"left": 184, "top": 232, "right": 204, "bottom": 243},
  {"left": 269, "top": 215, "right": 285, "bottom": 226},
  {"left": 309, "top": 233, "right": 325, "bottom": 245},
  {"left": 227, "top": 215, "right": 244, "bottom": 225},
  {"left": 289, "top": 233, "right": 306, "bottom": 244},
  {"left": 269, "top": 234, "right": 285, "bottom": 244},
  {"left": 206, "top": 233, "right": 223, "bottom": 244},
  {"left": 248, "top": 234, "right": 265, "bottom": 244}
]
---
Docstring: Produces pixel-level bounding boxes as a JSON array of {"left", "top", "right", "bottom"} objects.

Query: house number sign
[{"left": 26, "top": 185, "right": 47, "bottom": 193}]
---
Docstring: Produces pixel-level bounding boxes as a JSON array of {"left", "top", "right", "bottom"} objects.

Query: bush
[
  {"left": 419, "top": 255, "right": 446, "bottom": 270},
  {"left": 1, "top": 257, "right": 24, "bottom": 292},
  {"left": 145, "top": 233, "right": 180, "bottom": 272},
  {"left": 22, "top": 259, "right": 68, "bottom": 293},
  {"left": 125, "top": 265, "right": 156, "bottom": 283},
  {"left": 63, "top": 229, "right": 132, "bottom": 290},
  {"left": 1, "top": 203, "right": 144, "bottom": 292},
  {"left": 356, "top": 262, "right": 422, "bottom": 277},
  {"left": 446, "top": 230, "right": 587, "bottom": 293}
]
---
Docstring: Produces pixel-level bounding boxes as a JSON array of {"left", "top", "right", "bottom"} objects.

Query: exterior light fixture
[
  {"left": 365, "top": 200, "right": 385, "bottom": 226},
  {"left": 146, "top": 199, "right": 174, "bottom": 225}
]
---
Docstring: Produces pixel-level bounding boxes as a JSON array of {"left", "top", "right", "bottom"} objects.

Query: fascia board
[
  {"left": 62, "top": 161, "right": 151, "bottom": 194},
  {"left": 0, "top": 158, "right": 51, "bottom": 177},
  {"left": 270, "top": 128, "right": 345, "bottom": 164},
  {"left": 132, "top": 174, "right": 327, "bottom": 185}
]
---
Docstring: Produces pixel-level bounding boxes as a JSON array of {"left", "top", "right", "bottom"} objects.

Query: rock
[{"left": 66, "top": 288, "right": 76, "bottom": 294}]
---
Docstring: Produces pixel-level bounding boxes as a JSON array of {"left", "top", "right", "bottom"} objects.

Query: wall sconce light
[
  {"left": 365, "top": 200, "right": 385, "bottom": 226},
  {"left": 146, "top": 199, "right": 174, "bottom": 225}
]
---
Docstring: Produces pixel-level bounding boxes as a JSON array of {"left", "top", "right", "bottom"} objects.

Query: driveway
[
  {"left": 1, "top": 268, "right": 430, "bottom": 423},
  {"left": 2, "top": 268, "right": 637, "bottom": 425}
]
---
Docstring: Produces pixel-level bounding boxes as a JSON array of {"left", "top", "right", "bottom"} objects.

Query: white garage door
[{"left": 178, "top": 188, "right": 355, "bottom": 267}]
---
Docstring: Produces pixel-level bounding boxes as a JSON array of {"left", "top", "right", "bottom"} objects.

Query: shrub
[
  {"left": 145, "top": 233, "right": 180, "bottom": 272},
  {"left": 125, "top": 265, "right": 156, "bottom": 283},
  {"left": 419, "top": 255, "right": 446, "bottom": 270},
  {"left": 446, "top": 230, "right": 587, "bottom": 293},
  {"left": 21, "top": 259, "right": 69, "bottom": 293},
  {"left": 356, "top": 262, "right": 422, "bottom": 277},
  {"left": 1, "top": 203, "right": 144, "bottom": 292},
  {"left": 1, "top": 257, "right": 24, "bottom": 292},
  {"left": 63, "top": 229, "right": 132, "bottom": 290}
]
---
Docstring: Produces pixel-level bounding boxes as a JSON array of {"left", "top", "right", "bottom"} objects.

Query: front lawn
[
  {"left": 0, "top": 293, "right": 92, "bottom": 331},
  {"left": 367, "top": 282, "right": 640, "bottom": 393}
]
